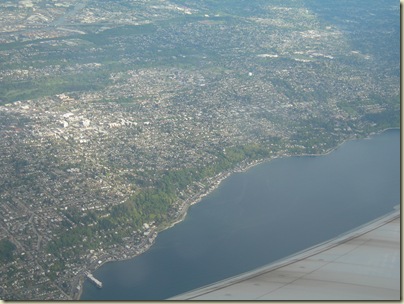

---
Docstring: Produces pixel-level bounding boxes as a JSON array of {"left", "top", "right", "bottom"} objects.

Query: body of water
[{"left": 81, "top": 129, "right": 400, "bottom": 300}]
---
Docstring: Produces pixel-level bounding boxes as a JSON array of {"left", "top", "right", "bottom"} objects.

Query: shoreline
[{"left": 74, "top": 127, "right": 399, "bottom": 300}]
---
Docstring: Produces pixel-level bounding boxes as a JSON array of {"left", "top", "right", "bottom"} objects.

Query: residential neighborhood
[{"left": 0, "top": 0, "right": 399, "bottom": 300}]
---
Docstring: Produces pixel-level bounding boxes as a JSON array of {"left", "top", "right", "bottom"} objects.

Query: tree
[{"left": 0, "top": 239, "right": 16, "bottom": 263}]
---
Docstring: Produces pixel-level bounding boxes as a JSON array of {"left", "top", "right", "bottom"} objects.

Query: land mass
[{"left": 0, "top": 0, "right": 399, "bottom": 300}]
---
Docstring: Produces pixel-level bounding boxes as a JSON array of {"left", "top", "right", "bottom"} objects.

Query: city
[{"left": 0, "top": 0, "right": 399, "bottom": 299}]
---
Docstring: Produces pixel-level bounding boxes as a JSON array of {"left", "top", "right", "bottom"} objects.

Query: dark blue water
[{"left": 81, "top": 129, "right": 400, "bottom": 300}]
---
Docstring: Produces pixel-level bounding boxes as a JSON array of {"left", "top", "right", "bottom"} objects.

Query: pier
[{"left": 85, "top": 272, "right": 103, "bottom": 288}]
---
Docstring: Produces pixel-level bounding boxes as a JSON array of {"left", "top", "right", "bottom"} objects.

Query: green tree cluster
[
  {"left": 46, "top": 143, "right": 274, "bottom": 261},
  {"left": 0, "top": 238, "right": 16, "bottom": 263}
]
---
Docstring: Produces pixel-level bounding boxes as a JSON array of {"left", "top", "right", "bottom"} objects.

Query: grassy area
[{"left": 0, "top": 72, "right": 110, "bottom": 103}]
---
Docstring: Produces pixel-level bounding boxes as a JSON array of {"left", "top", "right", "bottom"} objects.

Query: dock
[{"left": 85, "top": 271, "right": 103, "bottom": 288}]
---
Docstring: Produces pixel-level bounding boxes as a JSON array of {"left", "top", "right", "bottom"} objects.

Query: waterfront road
[{"left": 170, "top": 209, "right": 400, "bottom": 300}]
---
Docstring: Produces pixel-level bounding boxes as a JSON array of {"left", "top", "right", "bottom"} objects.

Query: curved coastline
[{"left": 75, "top": 127, "right": 399, "bottom": 300}]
